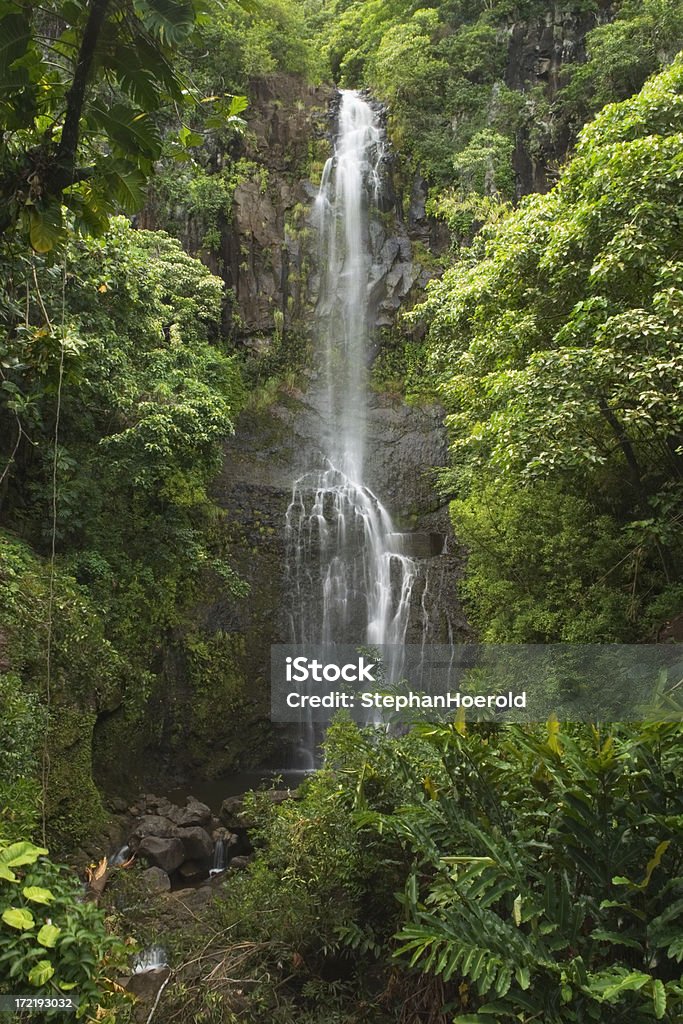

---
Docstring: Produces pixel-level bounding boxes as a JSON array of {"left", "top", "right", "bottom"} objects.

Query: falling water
[
  {"left": 209, "top": 838, "right": 227, "bottom": 876},
  {"left": 285, "top": 92, "right": 417, "bottom": 759},
  {"left": 132, "top": 946, "right": 168, "bottom": 974}
]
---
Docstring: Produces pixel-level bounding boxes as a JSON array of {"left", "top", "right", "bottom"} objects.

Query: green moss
[
  {"left": 45, "top": 707, "right": 107, "bottom": 852},
  {"left": 0, "top": 532, "right": 120, "bottom": 847}
]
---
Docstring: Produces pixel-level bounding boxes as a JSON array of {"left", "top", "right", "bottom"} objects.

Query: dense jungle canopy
[{"left": 0, "top": 1, "right": 681, "bottom": 1021}]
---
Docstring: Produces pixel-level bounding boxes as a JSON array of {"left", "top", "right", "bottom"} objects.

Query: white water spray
[{"left": 285, "top": 92, "right": 417, "bottom": 759}]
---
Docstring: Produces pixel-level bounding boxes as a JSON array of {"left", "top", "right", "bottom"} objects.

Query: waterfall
[
  {"left": 132, "top": 945, "right": 168, "bottom": 974},
  {"left": 285, "top": 91, "right": 417, "bottom": 759},
  {"left": 209, "top": 838, "right": 227, "bottom": 876}
]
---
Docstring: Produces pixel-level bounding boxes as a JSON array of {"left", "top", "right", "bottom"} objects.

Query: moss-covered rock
[{"left": 0, "top": 531, "right": 124, "bottom": 848}]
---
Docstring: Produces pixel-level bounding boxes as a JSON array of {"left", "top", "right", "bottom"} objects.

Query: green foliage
[
  {"left": 3, "top": 219, "right": 244, "bottom": 649},
  {"left": 0, "top": 219, "right": 246, "bottom": 838},
  {"left": 0, "top": 0, "right": 225, "bottom": 251},
  {"left": 558, "top": 0, "right": 683, "bottom": 136},
  {"left": 313, "top": 0, "right": 683, "bottom": 211},
  {"left": 414, "top": 60, "right": 683, "bottom": 640},
  {"left": 451, "top": 129, "right": 516, "bottom": 200},
  {"left": 392, "top": 719, "right": 683, "bottom": 1023},
  {"left": 0, "top": 532, "right": 124, "bottom": 846},
  {"left": 151, "top": 717, "right": 683, "bottom": 1024},
  {"left": 451, "top": 480, "right": 633, "bottom": 641},
  {"left": 0, "top": 839, "right": 130, "bottom": 1020}
]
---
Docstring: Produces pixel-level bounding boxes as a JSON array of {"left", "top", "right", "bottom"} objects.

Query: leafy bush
[
  {"left": 149, "top": 717, "right": 683, "bottom": 1024},
  {"left": 0, "top": 840, "right": 130, "bottom": 1021},
  {"left": 391, "top": 720, "right": 683, "bottom": 1023},
  {"left": 414, "top": 59, "right": 683, "bottom": 640}
]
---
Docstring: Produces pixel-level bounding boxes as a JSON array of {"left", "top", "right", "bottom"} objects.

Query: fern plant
[{"left": 384, "top": 721, "right": 683, "bottom": 1022}]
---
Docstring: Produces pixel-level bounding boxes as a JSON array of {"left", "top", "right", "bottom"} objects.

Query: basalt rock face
[
  {"left": 505, "top": 1, "right": 615, "bottom": 194},
  {"left": 222, "top": 74, "right": 334, "bottom": 344}
]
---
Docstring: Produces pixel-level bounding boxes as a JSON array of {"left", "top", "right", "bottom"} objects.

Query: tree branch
[{"left": 49, "top": 0, "right": 111, "bottom": 189}]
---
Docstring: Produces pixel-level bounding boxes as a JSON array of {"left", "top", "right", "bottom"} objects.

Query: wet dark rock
[
  {"left": 137, "top": 835, "right": 185, "bottom": 874},
  {"left": 129, "top": 815, "right": 177, "bottom": 850},
  {"left": 125, "top": 968, "right": 170, "bottom": 1022},
  {"left": 140, "top": 866, "right": 171, "bottom": 894},
  {"left": 228, "top": 855, "right": 252, "bottom": 871},
  {"left": 177, "top": 826, "right": 213, "bottom": 864},
  {"left": 176, "top": 797, "right": 212, "bottom": 828},
  {"left": 220, "top": 795, "right": 252, "bottom": 830}
]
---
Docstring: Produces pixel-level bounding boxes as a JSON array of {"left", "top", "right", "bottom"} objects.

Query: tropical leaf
[
  {"left": 2, "top": 907, "right": 35, "bottom": 930},
  {"left": 90, "top": 104, "right": 162, "bottom": 160},
  {"left": 115, "top": 61, "right": 163, "bottom": 110},
  {"left": 28, "top": 960, "right": 55, "bottom": 986},
  {"left": 37, "top": 923, "right": 61, "bottom": 949},
  {"left": 0, "top": 11, "right": 30, "bottom": 74},
  {"left": 0, "top": 841, "right": 48, "bottom": 875},
  {"left": 28, "top": 205, "right": 63, "bottom": 253},
  {"left": 102, "top": 162, "right": 147, "bottom": 213},
  {"left": 22, "top": 886, "right": 55, "bottom": 904},
  {"left": 651, "top": 978, "right": 666, "bottom": 1020},
  {"left": 133, "top": 0, "right": 196, "bottom": 45}
]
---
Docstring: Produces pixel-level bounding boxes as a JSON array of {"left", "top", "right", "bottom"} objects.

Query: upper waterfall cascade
[{"left": 285, "top": 91, "right": 418, "bottom": 700}]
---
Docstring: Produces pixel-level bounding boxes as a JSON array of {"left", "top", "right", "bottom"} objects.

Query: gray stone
[
  {"left": 220, "top": 795, "right": 251, "bottom": 830},
  {"left": 125, "top": 968, "right": 170, "bottom": 1023},
  {"left": 176, "top": 797, "right": 212, "bottom": 828},
  {"left": 129, "top": 815, "right": 178, "bottom": 852},
  {"left": 228, "top": 856, "right": 252, "bottom": 871},
  {"left": 140, "top": 866, "right": 171, "bottom": 893},
  {"left": 138, "top": 836, "right": 185, "bottom": 874},
  {"left": 178, "top": 826, "right": 213, "bottom": 864}
]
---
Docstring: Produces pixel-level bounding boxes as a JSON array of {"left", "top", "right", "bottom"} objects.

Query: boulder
[
  {"left": 178, "top": 826, "right": 213, "bottom": 864},
  {"left": 138, "top": 836, "right": 185, "bottom": 874},
  {"left": 129, "top": 815, "right": 178, "bottom": 851},
  {"left": 140, "top": 866, "right": 171, "bottom": 894},
  {"left": 228, "top": 855, "right": 252, "bottom": 871},
  {"left": 176, "top": 797, "right": 212, "bottom": 828},
  {"left": 220, "top": 790, "right": 298, "bottom": 830},
  {"left": 126, "top": 968, "right": 170, "bottom": 1023},
  {"left": 220, "top": 796, "right": 251, "bottom": 830}
]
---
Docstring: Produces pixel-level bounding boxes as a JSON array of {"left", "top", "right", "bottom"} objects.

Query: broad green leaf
[
  {"left": 0, "top": 12, "right": 30, "bottom": 74},
  {"left": 602, "top": 971, "right": 651, "bottom": 1000},
  {"left": 90, "top": 104, "right": 162, "bottom": 160},
  {"left": 22, "top": 886, "right": 54, "bottom": 905},
  {"left": 115, "top": 54, "right": 163, "bottom": 109},
  {"left": 652, "top": 979, "right": 666, "bottom": 1019},
  {"left": 28, "top": 960, "right": 54, "bottom": 986},
  {"left": 515, "top": 965, "right": 530, "bottom": 989},
  {"left": 37, "top": 924, "right": 61, "bottom": 949},
  {"left": 133, "top": 0, "right": 195, "bottom": 46},
  {"left": 0, "top": 841, "right": 48, "bottom": 869},
  {"left": 591, "top": 928, "right": 642, "bottom": 950},
  {"left": 28, "top": 206, "right": 63, "bottom": 253},
  {"left": 641, "top": 841, "right": 670, "bottom": 889},
  {"left": 103, "top": 162, "right": 147, "bottom": 214},
  {"left": 2, "top": 907, "right": 35, "bottom": 930},
  {"left": 228, "top": 94, "right": 248, "bottom": 117}
]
